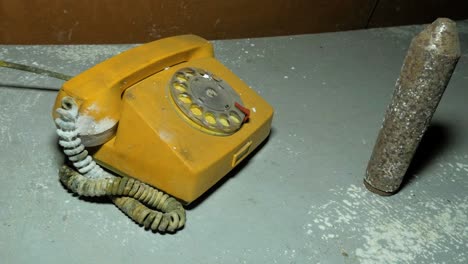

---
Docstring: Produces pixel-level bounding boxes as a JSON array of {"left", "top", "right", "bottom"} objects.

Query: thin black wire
[
  {"left": 0, "top": 82, "right": 60, "bottom": 92},
  {"left": 0, "top": 59, "right": 73, "bottom": 81}
]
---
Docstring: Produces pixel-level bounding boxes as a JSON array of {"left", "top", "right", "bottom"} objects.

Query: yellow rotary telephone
[{"left": 48, "top": 35, "right": 273, "bottom": 233}]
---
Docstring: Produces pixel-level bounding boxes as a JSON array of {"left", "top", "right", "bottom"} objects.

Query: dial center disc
[{"left": 169, "top": 67, "right": 247, "bottom": 135}]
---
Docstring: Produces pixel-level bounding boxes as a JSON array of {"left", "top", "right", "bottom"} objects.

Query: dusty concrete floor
[{"left": 1, "top": 20, "right": 467, "bottom": 263}]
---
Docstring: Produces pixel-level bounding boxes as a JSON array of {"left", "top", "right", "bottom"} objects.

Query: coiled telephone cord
[{"left": 55, "top": 96, "right": 185, "bottom": 233}]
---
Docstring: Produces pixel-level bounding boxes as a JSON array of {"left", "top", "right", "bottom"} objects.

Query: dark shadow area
[
  {"left": 186, "top": 128, "right": 275, "bottom": 210},
  {"left": 77, "top": 195, "right": 111, "bottom": 204},
  {"left": 400, "top": 123, "right": 453, "bottom": 190},
  {"left": 61, "top": 185, "right": 111, "bottom": 204}
]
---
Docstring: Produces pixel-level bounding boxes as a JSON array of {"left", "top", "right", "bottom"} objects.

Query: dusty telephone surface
[{"left": 52, "top": 35, "right": 274, "bottom": 205}]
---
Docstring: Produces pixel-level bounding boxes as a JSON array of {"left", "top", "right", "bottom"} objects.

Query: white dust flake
[{"left": 305, "top": 184, "right": 468, "bottom": 263}]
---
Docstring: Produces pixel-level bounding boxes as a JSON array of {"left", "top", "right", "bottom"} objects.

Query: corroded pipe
[{"left": 364, "top": 18, "right": 461, "bottom": 195}]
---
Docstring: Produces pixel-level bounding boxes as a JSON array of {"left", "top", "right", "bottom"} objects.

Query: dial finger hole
[
  {"left": 173, "top": 82, "right": 187, "bottom": 92},
  {"left": 184, "top": 69, "right": 195, "bottom": 77},
  {"left": 176, "top": 74, "right": 188, "bottom": 82},
  {"left": 204, "top": 112, "right": 216, "bottom": 125},
  {"left": 229, "top": 111, "right": 241, "bottom": 124},
  {"left": 178, "top": 93, "right": 192, "bottom": 104},
  {"left": 190, "top": 104, "right": 203, "bottom": 116},
  {"left": 219, "top": 114, "right": 230, "bottom": 127}
]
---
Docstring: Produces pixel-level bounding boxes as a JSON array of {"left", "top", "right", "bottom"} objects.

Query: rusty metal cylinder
[{"left": 364, "top": 18, "right": 461, "bottom": 195}]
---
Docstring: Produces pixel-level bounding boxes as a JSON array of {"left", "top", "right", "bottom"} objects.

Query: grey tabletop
[{"left": 1, "top": 21, "right": 468, "bottom": 264}]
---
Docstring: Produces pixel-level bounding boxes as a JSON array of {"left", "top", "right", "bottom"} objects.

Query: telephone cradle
[{"left": 52, "top": 35, "right": 274, "bottom": 233}]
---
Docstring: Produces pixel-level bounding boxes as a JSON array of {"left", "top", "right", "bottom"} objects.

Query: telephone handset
[
  {"left": 52, "top": 35, "right": 273, "bottom": 232},
  {"left": 53, "top": 35, "right": 217, "bottom": 146}
]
